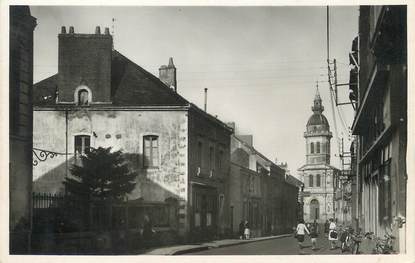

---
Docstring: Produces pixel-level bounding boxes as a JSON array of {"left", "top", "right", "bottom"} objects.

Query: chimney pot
[
  {"left": 61, "top": 26, "right": 66, "bottom": 34},
  {"left": 69, "top": 26, "right": 74, "bottom": 34},
  {"left": 168, "top": 57, "right": 175, "bottom": 67},
  {"left": 104, "top": 27, "right": 110, "bottom": 35},
  {"left": 95, "top": 26, "right": 101, "bottom": 34}
]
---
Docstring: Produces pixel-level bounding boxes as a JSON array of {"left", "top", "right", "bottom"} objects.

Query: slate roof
[{"left": 33, "top": 50, "right": 189, "bottom": 107}]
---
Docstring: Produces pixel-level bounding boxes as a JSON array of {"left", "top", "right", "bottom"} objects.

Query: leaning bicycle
[{"left": 374, "top": 234, "right": 395, "bottom": 254}]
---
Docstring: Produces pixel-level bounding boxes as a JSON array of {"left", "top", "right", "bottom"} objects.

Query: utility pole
[
  {"left": 204, "top": 88, "right": 208, "bottom": 112},
  {"left": 334, "top": 59, "right": 338, "bottom": 104}
]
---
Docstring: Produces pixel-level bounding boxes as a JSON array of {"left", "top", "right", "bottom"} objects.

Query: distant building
[
  {"left": 32, "top": 27, "right": 232, "bottom": 240},
  {"left": 283, "top": 171, "right": 304, "bottom": 223},
  {"left": 9, "top": 6, "right": 36, "bottom": 254},
  {"left": 228, "top": 129, "right": 298, "bottom": 237},
  {"left": 298, "top": 89, "right": 340, "bottom": 223},
  {"left": 351, "top": 6, "right": 407, "bottom": 252}
]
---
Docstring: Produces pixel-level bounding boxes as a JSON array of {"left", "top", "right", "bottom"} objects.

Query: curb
[
  {"left": 172, "top": 234, "right": 292, "bottom": 255},
  {"left": 172, "top": 246, "right": 210, "bottom": 255}
]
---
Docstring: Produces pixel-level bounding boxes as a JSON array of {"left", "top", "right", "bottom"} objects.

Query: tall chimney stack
[
  {"left": 159, "top": 57, "right": 177, "bottom": 92},
  {"left": 104, "top": 27, "right": 110, "bottom": 35},
  {"left": 61, "top": 26, "right": 66, "bottom": 34},
  {"left": 58, "top": 26, "right": 112, "bottom": 103}
]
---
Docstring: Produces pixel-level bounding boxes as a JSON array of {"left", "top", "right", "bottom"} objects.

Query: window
[
  {"left": 78, "top": 89, "right": 89, "bottom": 106},
  {"left": 316, "top": 174, "right": 321, "bottom": 187},
  {"left": 217, "top": 150, "right": 223, "bottom": 171},
  {"left": 209, "top": 146, "right": 214, "bottom": 170},
  {"left": 143, "top": 135, "right": 159, "bottom": 168},
  {"left": 74, "top": 135, "right": 90, "bottom": 157},
  {"left": 379, "top": 143, "right": 392, "bottom": 225},
  {"left": 316, "top": 142, "right": 320, "bottom": 153},
  {"left": 194, "top": 193, "right": 201, "bottom": 227},
  {"left": 309, "top": 174, "right": 314, "bottom": 187},
  {"left": 310, "top": 142, "right": 314, "bottom": 154},
  {"left": 219, "top": 194, "right": 224, "bottom": 210},
  {"left": 197, "top": 141, "right": 203, "bottom": 167}
]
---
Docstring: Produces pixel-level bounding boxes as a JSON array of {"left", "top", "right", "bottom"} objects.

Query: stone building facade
[
  {"left": 9, "top": 6, "right": 37, "bottom": 254},
  {"left": 351, "top": 6, "right": 407, "bottom": 252},
  {"left": 298, "top": 89, "right": 340, "bottom": 223},
  {"left": 228, "top": 128, "right": 298, "bottom": 237},
  {"left": 32, "top": 27, "right": 231, "bottom": 239}
]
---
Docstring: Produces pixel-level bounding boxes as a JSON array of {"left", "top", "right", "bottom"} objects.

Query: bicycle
[{"left": 374, "top": 234, "right": 395, "bottom": 254}]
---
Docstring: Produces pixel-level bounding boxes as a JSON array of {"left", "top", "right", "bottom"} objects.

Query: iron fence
[{"left": 32, "top": 192, "right": 178, "bottom": 233}]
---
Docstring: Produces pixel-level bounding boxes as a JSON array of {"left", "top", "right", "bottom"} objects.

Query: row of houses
[
  {"left": 228, "top": 127, "right": 300, "bottom": 237},
  {"left": 9, "top": 7, "right": 301, "bottom": 252},
  {"left": 348, "top": 5, "right": 407, "bottom": 253}
]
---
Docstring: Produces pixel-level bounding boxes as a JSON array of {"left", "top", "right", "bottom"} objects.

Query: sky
[{"left": 30, "top": 6, "right": 359, "bottom": 177}]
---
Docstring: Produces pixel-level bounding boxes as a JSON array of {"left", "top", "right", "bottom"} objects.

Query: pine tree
[{"left": 64, "top": 147, "right": 136, "bottom": 202}]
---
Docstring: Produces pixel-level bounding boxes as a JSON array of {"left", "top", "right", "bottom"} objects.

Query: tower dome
[
  {"left": 307, "top": 113, "right": 329, "bottom": 127},
  {"left": 306, "top": 87, "right": 330, "bottom": 132}
]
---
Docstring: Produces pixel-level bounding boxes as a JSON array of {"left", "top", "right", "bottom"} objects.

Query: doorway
[{"left": 310, "top": 199, "right": 320, "bottom": 221}]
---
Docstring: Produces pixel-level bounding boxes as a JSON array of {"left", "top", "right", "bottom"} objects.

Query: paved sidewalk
[{"left": 141, "top": 234, "right": 292, "bottom": 255}]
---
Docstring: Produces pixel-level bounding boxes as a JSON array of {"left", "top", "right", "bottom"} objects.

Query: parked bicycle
[
  {"left": 340, "top": 227, "right": 354, "bottom": 253},
  {"left": 374, "top": 234, "right": 395, "bottom": 254}
]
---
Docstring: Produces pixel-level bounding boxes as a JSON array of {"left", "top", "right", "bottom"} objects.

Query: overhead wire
[{"left": 326, "top": 6, "right": 342, "bottom": 160}]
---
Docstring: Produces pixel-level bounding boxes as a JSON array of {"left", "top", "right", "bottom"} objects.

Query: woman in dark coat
[
  {"left": 142, "top": 215, "right": 154, "bottom": 248},
  {"left": 239, "top": 220, "right": 245, "bottom": 239}
]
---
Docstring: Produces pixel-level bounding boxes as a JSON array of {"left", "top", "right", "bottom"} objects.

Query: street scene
[{"left": 8, "top": 4, "right": 408, "bottom": 256}]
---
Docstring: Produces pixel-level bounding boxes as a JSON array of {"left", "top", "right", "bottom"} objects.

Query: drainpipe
[{"left": 65, "top": 108, "right": 68, "bottom": 191}]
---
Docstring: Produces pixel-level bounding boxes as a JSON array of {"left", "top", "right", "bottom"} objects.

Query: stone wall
[
  {"left": 9, "top": 6, "right": 36, "bottom": 254},
  {"left": 33, "top": 109, "right": 188, "bottom": 204}
]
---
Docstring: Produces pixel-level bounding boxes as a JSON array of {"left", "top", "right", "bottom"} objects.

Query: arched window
[
  {"left": 316, "top": 142, "right": 320, "bottom": 153},
  {"left": 309, "top": 174, "right": 314, "bottom": 187},
  {"left": 74, "top": 85, "right": 92, "bottom": 105},
  {"left": 310, "top": 142, "right": 314, "bottom": 154},
  {"left": 316, "top": 174, "right": 321, "bottom": 187},
  {"left": 78, "top": 89, "right": 89, "bottom": 105}
]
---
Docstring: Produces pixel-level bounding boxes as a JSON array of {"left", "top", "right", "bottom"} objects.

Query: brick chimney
[
  {"left": 159, "top": 57, "right": 177, "bottom": 92},
  {"left": 57, "top": 26, "right": 112, "bottom": 103}
]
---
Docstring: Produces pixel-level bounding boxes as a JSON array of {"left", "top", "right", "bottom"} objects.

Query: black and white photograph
[{"left": 3, "top": 1, "right": 413, "bottom": 260}]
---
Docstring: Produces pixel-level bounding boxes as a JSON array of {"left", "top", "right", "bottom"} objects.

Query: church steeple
[{"left": 312, "top": 83, "right": 324, "bottom": 114}]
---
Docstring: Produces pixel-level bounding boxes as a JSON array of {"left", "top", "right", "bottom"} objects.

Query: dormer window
[
  {"left": 78, "top": 89, "right": 89, "bottom": 106},
  {"left": 74, "top": 85, "right": 92, "bottom": 105}
]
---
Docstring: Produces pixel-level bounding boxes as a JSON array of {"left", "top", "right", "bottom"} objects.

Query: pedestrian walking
[
  {"left": 295, "top": 219, "right": 310, "bottom": 252},
  {"left": 324, "top": 220, "right": 329, "bottom": 236},
  {"left": 142, "top": 215, "right": 154, "bottom": 248},
  {"left": 244, "top": 221, "right": 251, "bottom": 240},
  {"left": 310, "top": 220, "right": 319, "bottom": 250},
  {"left": 340, "top": 226, "right": 352, "bottom": 253},
  {"left": 312, "top": 219, "right": 319, "bottom": 232},
  {"left": 239, "top": 220, "right": 245, "bottom": 240},
  {"left": 351, "top": 228, "right": 363, "bottom": 254},
  {"left": 328, "top": 218, "right": 338, "bottom": 249}
]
